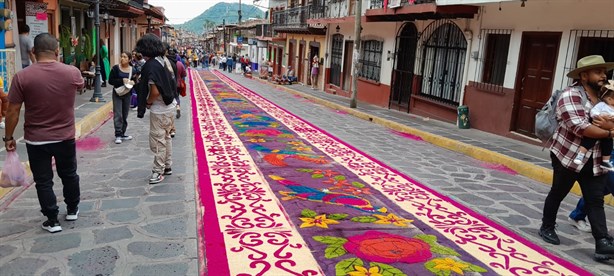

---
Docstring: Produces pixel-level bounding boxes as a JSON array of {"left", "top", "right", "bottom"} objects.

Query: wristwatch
[{"left": 3, "top": 136, "right": 13, "bottom": 142}]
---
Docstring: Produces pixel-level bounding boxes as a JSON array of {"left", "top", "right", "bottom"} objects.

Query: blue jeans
[{"left": 570, "top": 166, "right": 614, "bottom": 221}]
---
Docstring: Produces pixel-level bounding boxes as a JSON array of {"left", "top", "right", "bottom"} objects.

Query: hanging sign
[{"left": 25, "top": 1, "right": 48, "bottom": 39}]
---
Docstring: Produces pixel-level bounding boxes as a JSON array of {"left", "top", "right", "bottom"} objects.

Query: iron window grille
[
  {"left": 472, "top": 29, "right": 512, "bottom": 93},
  {"left": 330, "top": 34, "right": 344, "bottom": 86},
  {"left": 418, "top": 20, "right": 467, "bottom": 106},
  {"left": 359, "top": 40, "right": 383, "bottom": 82},
  {"left": 561, "top": 29, "right": 614, "bottom": 89}
]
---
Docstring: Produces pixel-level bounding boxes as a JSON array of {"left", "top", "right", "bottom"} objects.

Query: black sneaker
[
  {"left": 595, "top": 237, "right": 614, "bottom": 261},
  {"left": 164, "top": 168, "right": 173, "bottom": 175},
  {"left": 176, "top": 109, "right": 181, "bottom": 119},
  {"left": 66, "top": 208, "right": 79, "bottom": 221},
  {"left": 42, "top": 219, "right": 62, "bottom": 233},
  {"left": 601, "top": 162, "right": 614, "bottom": 172},
  {"left": 539, "top": 225, "right": 560, "bottom": 245}
]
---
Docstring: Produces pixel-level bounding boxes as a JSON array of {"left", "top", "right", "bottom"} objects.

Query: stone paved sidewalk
[{"left": 0, "top": 93, "right": 197, "bottom": 275}]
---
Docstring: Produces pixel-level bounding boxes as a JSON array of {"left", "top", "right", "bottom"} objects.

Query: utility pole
[
  {"left": 238, "top": 0, "right": 242, "bottom": 36},
  {"left": 350, "top": 0, "right": 361, "bottom": 108},
  {"left": 223, "top": 19, "right": 227, "bottom": 54}
]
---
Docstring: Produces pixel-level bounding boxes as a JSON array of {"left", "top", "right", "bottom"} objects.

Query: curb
[
  {"left": 0, "top": 101, "right": 113, "bottom": 204},
  {"left": 249, "top": 76, "right": 600, "bottom": 202},
  {"left": 75, "top": 101, "right": 114, "bottom": 139}
]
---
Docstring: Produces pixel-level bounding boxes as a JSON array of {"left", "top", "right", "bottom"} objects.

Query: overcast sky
[{"left": 148, "top": 0, "right": 269, "bottom": 25}]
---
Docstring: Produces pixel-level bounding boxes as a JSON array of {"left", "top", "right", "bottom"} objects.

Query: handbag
[
  {"left": 178, "top": 78, "right": 186, "bottom": 97},
  {"left": 114, "top": 67, "right": 133, "bottom": 96}
]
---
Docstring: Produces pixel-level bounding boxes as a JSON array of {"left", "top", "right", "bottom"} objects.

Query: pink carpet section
[
  {"left": 189, "top": 69, "right": 230, "bottom": 276},
  {"left": 212, "top": 71, "right": 589, "bottom": 276}
]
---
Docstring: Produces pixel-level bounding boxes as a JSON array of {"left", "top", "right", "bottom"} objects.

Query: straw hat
[{"left": 567, "top": 55, "right": 614, "bottom": 79}]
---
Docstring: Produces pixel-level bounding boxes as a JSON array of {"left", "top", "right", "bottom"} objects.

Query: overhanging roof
[{"left": 365, "top": 4, "right": 478, "bottom": 22}]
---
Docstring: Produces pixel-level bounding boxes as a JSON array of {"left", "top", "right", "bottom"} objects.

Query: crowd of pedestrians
[{"left": 3, "top": 32, "right": 187, "bottom": 233}]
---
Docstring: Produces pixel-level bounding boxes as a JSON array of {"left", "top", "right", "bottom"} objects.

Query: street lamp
[
  {"left": 146, "top": 15, "right": 152, "bottom": 33},
  {"left": 90, "top": 0, "right": 104, "bottom": 102}
]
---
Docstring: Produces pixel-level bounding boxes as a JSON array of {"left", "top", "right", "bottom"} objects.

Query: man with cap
[{"left": 540, "top": 55, "right": 614, "bottom": 260}]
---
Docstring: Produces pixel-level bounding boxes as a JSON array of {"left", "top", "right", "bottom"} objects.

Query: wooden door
[
  {"left": 298, "top": 44, "right": 305, "bottom": 83},
  {"left": 342, "top": 41, "right": 353, "bottom": 91},
  {"left": 288, "top": 41, "right": 294, "bottom": 70},
  {"left": 513, "top": 32, "right": 562, "bottom": 137},
  {"left": 276, "top": 47, "right": 283, "bottom": 75}
]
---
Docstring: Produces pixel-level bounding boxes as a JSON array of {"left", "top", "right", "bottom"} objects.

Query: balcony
[
  {"left": 255, "top": 24, "right": 273, "bottom": 38},
  {"left": 366, "top": 0, "right": 477, "bottom": 22},
  {"left": 308, "top": 0, "right": 356, "bottom": 24},
  {"left": 369, "top": 0, "right": 435, "bottom": 9},
  {"left": 272, "top": 6, "right": 325, "bottom": 35}
]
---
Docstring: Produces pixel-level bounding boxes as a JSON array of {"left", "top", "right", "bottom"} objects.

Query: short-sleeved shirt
[
  {"left": 8, "top": 61, "right": 85, "bottom": 142},
  {"left": 19, "top": 34, "right": 33, "bottom": 66}
]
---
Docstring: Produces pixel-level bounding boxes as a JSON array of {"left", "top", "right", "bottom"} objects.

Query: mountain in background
[{"left": 176, "top": 2, "right": 266, "bottom": 34}]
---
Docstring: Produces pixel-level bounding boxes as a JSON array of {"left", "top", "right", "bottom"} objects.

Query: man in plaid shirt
[{"left": 540, "top": 55, "right": 614, "bottom": 261}]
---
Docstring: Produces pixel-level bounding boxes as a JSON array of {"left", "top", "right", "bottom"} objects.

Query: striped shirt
[{"left": 550, "top": 85, "right": 607, "bottom": 175}]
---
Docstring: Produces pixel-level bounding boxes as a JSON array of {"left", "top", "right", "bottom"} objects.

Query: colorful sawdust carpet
[{"left": 189, "top": 69, "right": 587, "bottom": 276}]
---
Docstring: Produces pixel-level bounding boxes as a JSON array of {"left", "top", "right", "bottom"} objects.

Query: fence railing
[
  {"left": 256, "top": 24, "right": 273, "bottom": 37},
  {"left": 311, "top": 0, "right": 354, "bottom": 19},
  {"left": 369, "top": 0, "right": 435, "bottom": 9},
  {"left": 272, "top": 6, "right": 310, "bottom": 30}
]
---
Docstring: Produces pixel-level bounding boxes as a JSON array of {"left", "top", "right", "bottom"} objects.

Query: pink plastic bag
[{"left": 0, "top": 151, "right": 28, "bottom": 188}]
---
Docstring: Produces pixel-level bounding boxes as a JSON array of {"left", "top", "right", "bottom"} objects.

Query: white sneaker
[
  {"left": 568, "top": 217, "right": 591, "bottom": 233},
  {"left": 121, "top": 135, "right": 133, "bottom": 140},
  {"left": 114, "top": 137, "right": 122, "bottom": 144},
  {"left": 0, "top": 121, "right": 5, "bottom": 129}
]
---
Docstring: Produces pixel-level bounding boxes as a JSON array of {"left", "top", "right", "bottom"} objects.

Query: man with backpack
[{"left": 539, "top": 55, "right": 614, "bottom": 261}]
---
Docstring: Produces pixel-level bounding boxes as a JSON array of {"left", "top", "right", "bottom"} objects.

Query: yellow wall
[{"left": 284, "top": 34, "right": 326, "bottom": 86}]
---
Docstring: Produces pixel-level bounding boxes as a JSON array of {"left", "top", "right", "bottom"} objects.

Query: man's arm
[
  {"left": 146, "top": 83, "right": 160, "bottom": 108},
  {"left": 28, "top": 51, "right": 36, "bottom": 64},
  {"left": 4, "top": 102, "right": 22, "bottom": 151},
  {"left": 27, "top": 41, "right": 35, "bottom": 64}
]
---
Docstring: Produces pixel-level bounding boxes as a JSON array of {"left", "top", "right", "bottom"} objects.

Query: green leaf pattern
[
  {"left": 336, "top": 258, "right": 364, "bottom": 276},
  {"left": 370, "top": 262, "right": 407, "bottom": 276},
  {"left": 301, "top": 208, "right": 317, "bottom": 218},
  {"left": 350, "top": 216, "right": 378, "bottom": 223}
]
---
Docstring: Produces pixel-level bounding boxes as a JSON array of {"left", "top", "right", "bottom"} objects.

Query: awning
[
  {"left": 365, "top": 4, "right": 478, "bottom": 22},
  {"left": 72, "top": 0, "right": 144, "bottom": 18}
]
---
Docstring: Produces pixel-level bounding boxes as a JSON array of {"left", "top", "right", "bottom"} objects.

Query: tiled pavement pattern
[
  {"left": 258, "top": 76, "right": 553, "bottom": 169},
  {"left": 217, "top": 69, "right": 614, "bottom": 275},
  {"left": 0, "top": 92, "right": 197, "bottom": 275}
]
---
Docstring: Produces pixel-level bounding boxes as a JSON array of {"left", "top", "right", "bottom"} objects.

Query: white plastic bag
[{"left": 0, "top": 151, "right": 28, "bottom": 188}]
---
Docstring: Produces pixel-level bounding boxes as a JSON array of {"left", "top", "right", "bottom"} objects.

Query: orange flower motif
[
  {"left": 343, "top": 186, "right": 372, "bottom": 196},
  {"left": 292, "top": 146, "right": 312, "bottom": 152},
  {"left": 324, "top": 170, "right": 338, "bottom": 177}
]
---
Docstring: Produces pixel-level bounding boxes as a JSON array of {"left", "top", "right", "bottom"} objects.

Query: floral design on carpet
[{"left": 190, "top": 69, "right": 589, "bottom": 275}]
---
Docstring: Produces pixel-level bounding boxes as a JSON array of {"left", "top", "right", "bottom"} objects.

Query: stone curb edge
[
  {"left": 249, "top": 76, "right": 602, "bottom": 203},
  {"left": 0, "top": 101, "right": 113, "bottom": 204}
]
